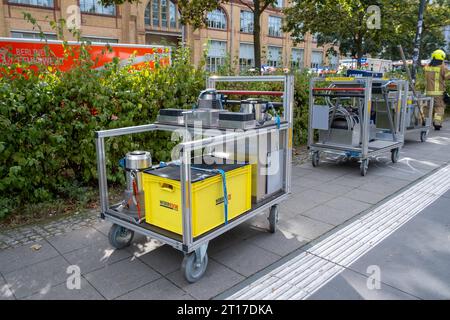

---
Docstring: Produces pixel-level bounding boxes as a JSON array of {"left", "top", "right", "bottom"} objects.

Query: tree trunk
[
  {"left": 355, "top": 37, "right": 363, "bottom": 68},
  {"left": 253, "top": 2, "right": 262, "bottom": 73}
]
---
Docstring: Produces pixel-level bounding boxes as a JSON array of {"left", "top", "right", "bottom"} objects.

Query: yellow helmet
[{"left": 431, "top": 49, "right": 446, "bottom": 61}]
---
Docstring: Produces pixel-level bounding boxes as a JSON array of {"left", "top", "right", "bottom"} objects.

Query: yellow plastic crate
[{"left": 142, "top": 164, "right": 252, "bottom": 237}]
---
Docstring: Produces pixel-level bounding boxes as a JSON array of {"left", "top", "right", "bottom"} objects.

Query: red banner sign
[{"left": 0, "top": 38, "right": 171, "bottom": 71}]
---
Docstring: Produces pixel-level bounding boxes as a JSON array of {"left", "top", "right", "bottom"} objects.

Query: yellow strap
[
  {"left": 426, "top": 91, "right": 444, "bottom": 96},
  {"left": 424, "top": 66, "right": 441, "bottom": 72},
  {"left": 434, "top": 70, "right": 440, "bottom": 93}
]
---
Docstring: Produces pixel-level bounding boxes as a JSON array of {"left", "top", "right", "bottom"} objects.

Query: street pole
[{"left": 411, "top": 0, "right": 427, "bottom": 86}]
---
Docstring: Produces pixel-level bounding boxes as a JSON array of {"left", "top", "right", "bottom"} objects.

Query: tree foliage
[{"left": 284, "top": 0, "right": 450, "bottom": 60}]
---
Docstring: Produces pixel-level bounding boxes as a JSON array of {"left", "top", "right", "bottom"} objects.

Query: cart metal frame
[
  {"left": 95, "top": 75, "right": 294, "bottom": 280},
  {"left": 404, "top": 95, "right": 434, "bottom": 142},
  {"left": 307, "top": 77, "right": 409, "bottom": 176}
]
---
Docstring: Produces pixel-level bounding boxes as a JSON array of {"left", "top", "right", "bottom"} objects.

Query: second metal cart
[
  {"left": 308, "top": 77, "right": 409, "bottom": 176},
  {"left": 403, "top": 94, "right": 434, "bottom": 142}
]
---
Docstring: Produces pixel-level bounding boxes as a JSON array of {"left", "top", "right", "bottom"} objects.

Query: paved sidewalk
[
  {"left": 310, "top": 189, "right": 450, "bottom": 300},
  {"left": 1, "top": 124, "right": 450, "bottom": 300}
]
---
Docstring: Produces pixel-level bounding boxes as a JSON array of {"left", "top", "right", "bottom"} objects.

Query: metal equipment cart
[
  {"left": 308, "top": 77, "right": 409, "bottom": 176},
  {"left": 95, "top": 75, "right": 294, "bottom": 282},
  {"left": 404, "top": 94, "right": 434, "bottom": 142}
]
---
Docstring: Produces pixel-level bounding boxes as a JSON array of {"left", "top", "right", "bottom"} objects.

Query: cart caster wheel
[
  {"left": 420, "top": 131, "right": 428, "bottom": 142},
  {"left": 182, "top": 252, "right": 208, "bottom": 283},
  {"left": 391, "top": 148, "right": 400, "bottom": 163},
  {"left": 360, "top": 159, "right": 369, "bottom": 177},
  {"left": 312, "top": 152, "right": 320, "bottom": 167},
  {"left": 268, "top": 205, "right": 279, "bottom": 234},
  {"left": 108, "top": 224, "right": 134, "bottom": 249}
]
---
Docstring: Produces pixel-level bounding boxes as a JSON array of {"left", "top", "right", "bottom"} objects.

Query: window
[
  {"left": 145, "top": 0, "right": 179, "bottom": 29},
  {"left": 169, "top": 1, "right": 177, "bottom": 28},
  {"left": 239, "top": 43, "right": 254, "bottom": 71},
  {"left": 207, "top": 8, "right": 227, "bottom": 30},
  {"left": 8, "top": 0, "right": 54, "bottom": 7},
  {"left": 11, "top": 31, "right": 57, "bottom": 40},
  {"left": 268, "top": 16, "right": 282, "bottom": 37},
  {"left": 312, "top": 33, "right": 319, "bottom": 43},
  {"left": 152, "top": 0, "right": 160, "bottom": 26},
  {"left": 145, "top": 5, "right": 151, "bottom": 25},
  {"left": 311, "top": 50, "right": 323, "bottom": 69},
  {"left": 206, "top": 40, "right": 226, "bottom": 73},
  {"left": 240, "top": 11, "right": 253, "bottom": 33},
  {"left": 291, "top": 48, "right": 304, "bottom": 69},
  {"left": 329, "top": 54, "right": 339, "bottom": 70},
  {"left": 274, "top": 0, "right": 283, "bottom": 8},
  {"left": 80, "top": 0, "right": 116, "bottom": 15},
  {"left": 267, "top": 46, "right": 282, "bottom": 68},
  {"left": 82, "top": 36, "right": 118, "bottom": 44},
  {"left": 161, "top": 0, "right": 167, "bottom": 27}
]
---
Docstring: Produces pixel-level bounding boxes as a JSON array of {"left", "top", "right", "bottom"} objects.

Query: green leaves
[
  {"left": 284, "top": 0, "right": 450, "bottom": 60},
  {"left": 0, "top": 46, "right": 204, "bottom": 218}
]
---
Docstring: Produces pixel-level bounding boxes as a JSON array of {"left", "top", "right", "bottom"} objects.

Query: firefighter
[{"left": 424, "top": 49, "right": 450, "bottom": 130}]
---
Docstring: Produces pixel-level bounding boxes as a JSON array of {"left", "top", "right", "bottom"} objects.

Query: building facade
[{"left": 0, "top": 0, "right": 338, "bottom": 71}]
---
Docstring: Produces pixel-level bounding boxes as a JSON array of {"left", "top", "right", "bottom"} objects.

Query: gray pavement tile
[
  {"left": 310, "top": 182, "right": 355, "bottom": 196},
  {"left": 301, "top": 172, "right": 344, "bottom": 183},
  {"left": 343, "top": 189, "right": 388, "bottom": 205},
  {"left": 85, "top": 258, "right": 161, "bottom": 300},
  {"left": 441, "top": 190, "right": 450, "bottom": 199},
  {"left": 297, "top": 189, "right": 338, "bottom": 203},
  {"left": 302, "top": 205, "right": 360, "bottom": 227},
  {"left": 0, "top": 277, "right": 15, "bottom": 300},
  {"left": 358, "top": 182, "right": 403, "bottom": 197},
  {"left": 292, "top": 176, "right": 325, "bottom": 188},
  {"left": 298, "top": 162, "right": 314, "bottom": 169},
  {"left": 347, "top": 197, "right": 450, "bottom": 299},
  {"left": 248, "top": 230, "right": 308, "bottom": 256},
  {"left": 47, "top": 227, "right": 106, "bottom": 254},
  {"left": 290, "top": 184, "right": 309, "bottom": 195},
  {"left": 166, "top": 259, "right": 245, "bottom": 300},
  {"left": 332, "top": 175, "right": 368, "bottom": 188},
  {"left": 210, "top": 242, "right": 280, "bottom": 277},
  {"left": 280, "top": 193, "right": 321, "bottom": 216},
  {"left": 291, "top": 167, "right": 313, "bottom": 177},
  {"left": 136, "top": 245, "right": 184, "bottom": 276},
  {"left": 308, "top": 268, "right": 418, "bottom": 300},
  {"left": 26, "top": 278, "right": 104, "bottom": 300},
  {"left": 278, "top": 214, "right": 335, "bottom": 241},
  {"left": 63, "top": 239, "right": 133, "bottom": 275},
  {"left": 369, "top": 166, "right": 427, "bottom": 182},
  {"left": 91, "top": 219, "right": 112, "bottom": 236},
  {"left": 324, "top": 197, "right": 372, "bottom": 216},
  {"left": 116, "top": 278, "right": 192, "bottom": 300},
  {"left": 208, "top": 221, "right": 263, "bottom": 255},
  {"left": 0, "top": 240, "right": 59, "bottom": 274},
  {"left": 4, "top": 256, "right": 70, "bottom": 299}
]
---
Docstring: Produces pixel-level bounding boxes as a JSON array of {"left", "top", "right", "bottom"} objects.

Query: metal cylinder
[
  {"left": 240, "top": 99, "right": 269, "bottom": 123},
  {"left": 198, "top": 89, "right": 224, "bottom": 109},
  {"left": 125, "top": 151, "right": 151, "bottom": 192}
]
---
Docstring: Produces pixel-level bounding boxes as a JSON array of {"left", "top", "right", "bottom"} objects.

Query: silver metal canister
[
  {"left": 123, "top": 151, "right": 152, "bottom": 218},
  {"left": 125, "top": 151, "right": 151, "bottom": 191},
  {"left": 240, "top": 99, "right": 269, "bottom": 124}
]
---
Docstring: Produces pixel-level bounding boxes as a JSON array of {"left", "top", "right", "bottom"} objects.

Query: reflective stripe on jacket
[{"left": 424, "top": 65, "right": 449, "bottom": 96}]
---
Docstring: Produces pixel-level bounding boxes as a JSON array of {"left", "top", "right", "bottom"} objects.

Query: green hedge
[
  {"left": 0, "top": 46, "right": 205, "bottom": 218},
  {"left": 0, "top": 43, "right": 313, "bottom": 219}
]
